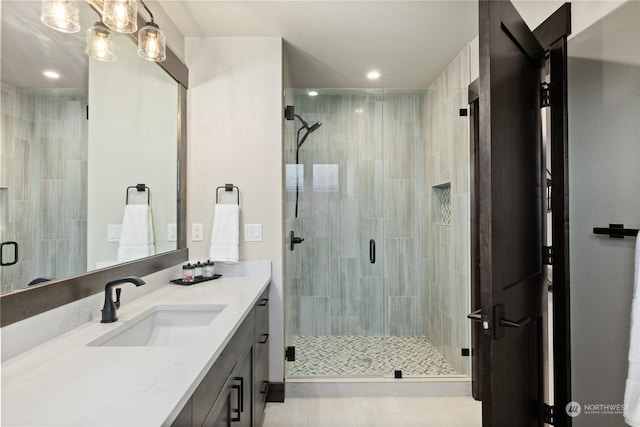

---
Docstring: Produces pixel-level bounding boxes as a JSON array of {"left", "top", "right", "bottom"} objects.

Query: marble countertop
[{"left": 1, "top": 276, "right": 270, "bottom": 426}]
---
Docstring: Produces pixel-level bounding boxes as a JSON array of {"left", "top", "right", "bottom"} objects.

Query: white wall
[
  {"left": 567, "top": 2, "right": 640, "bottom": 424},
  {"left": 87, "top": 36, "right": 178, "bottom": 269},
  {"left": 185, "top": 37, "right": 284, "bottom": 382},
  {"left": 513, "top": 0, "right": 625, "bottom": 36}
]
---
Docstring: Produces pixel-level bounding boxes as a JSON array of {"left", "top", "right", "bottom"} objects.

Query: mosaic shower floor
[{"left": 287, "top": 336, "right": 457, "bottom": 377}]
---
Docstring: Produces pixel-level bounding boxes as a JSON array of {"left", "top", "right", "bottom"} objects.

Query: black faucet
[{"left": 101, "top": 277, "right": 146, "bottom": 323}]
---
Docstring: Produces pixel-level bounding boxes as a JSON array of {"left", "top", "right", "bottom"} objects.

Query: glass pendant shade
[
  {"left": 85, "top": 23, "right": 116, "bottom": 62},
  {"left": 137, "top": 23, "right": 166, "bottom": 62},
  {"left": 40, "top": 0, "right": 80, "bottom": 33},
  {"left": 103, "top": 0, "right": 137, "bottom": 33}
]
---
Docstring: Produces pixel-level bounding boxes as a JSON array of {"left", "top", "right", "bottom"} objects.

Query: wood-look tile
[{"left": 300, "top": 296, "right": 330, "bottom": 336}]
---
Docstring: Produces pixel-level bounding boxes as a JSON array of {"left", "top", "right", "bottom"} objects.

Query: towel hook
[
  {"left": 126, "top": 184, "right": 151, "bottom": 205},
  {"left": 216, "top": 184, "right": 240, "bottom": 205}
]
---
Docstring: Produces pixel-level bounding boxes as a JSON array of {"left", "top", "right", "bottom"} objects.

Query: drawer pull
[
  {"left": 231, "top": 384, "right": 241, "bottom": 422},
  {"left": 260, "top": 380, "right": 269, "bottom": 394},
  {"left": 259, "top": 333, "right": 269, "bottom": 344},
  {"left": 258, "top": 298, "right": 269, "bottom": 306}
]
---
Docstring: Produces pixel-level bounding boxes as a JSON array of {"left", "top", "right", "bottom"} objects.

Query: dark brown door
[{"left": 477, "top": 1, "right": 546, "bottom": 425}]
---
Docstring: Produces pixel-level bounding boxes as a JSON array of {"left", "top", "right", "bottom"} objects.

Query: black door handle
[
  {"left": 467, "top": 309, "right": 482, "bottom": 322},
  {"left": 494, "top": 304, "right": 531, "bottom": 339},
  {"left": 467, "top": 308, "right": 491, "bottom": 333},
  {"left": 369, "top": 239, "right": 376, "bottom": 264},
  {"left": 499, "top": 316, "right": 531, "bottom": 328},
  {"left": 290, "top": 230, "right": 304, "bottom": 251}
]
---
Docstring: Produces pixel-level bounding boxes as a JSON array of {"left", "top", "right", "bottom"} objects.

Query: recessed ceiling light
[
  {"left": 43, "top": 70, "right": 61, "bottom": 79},
  {"left": 367, "top": 70, "right": 381, "bottom": 80},
  {"left": 308, "top": 90, "right": 319, "bottom": 97}
]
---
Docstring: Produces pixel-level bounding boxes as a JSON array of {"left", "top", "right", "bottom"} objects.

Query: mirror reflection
[{"left": 1, "top": 1, "right": 178, "bottom": 294}]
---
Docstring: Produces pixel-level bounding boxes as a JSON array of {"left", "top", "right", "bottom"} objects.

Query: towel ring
[
  {"left": 216, "top": 184, "right": 240, "bottom": 205},
  {"left": 126, "top": 184, "right": 150, "bottom": 205}
]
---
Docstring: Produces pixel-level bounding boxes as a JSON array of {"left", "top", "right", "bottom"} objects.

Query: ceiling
[
  {"left": 1, "top": 0, "right": 92, "bottom": 89},
  {"left": 158, "top": 1, "right": 479, "bottom": 89}
]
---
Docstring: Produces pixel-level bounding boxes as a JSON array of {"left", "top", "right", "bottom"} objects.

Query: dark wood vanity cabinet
[
  {"left": 172, "top": 284, "right": 270, "bottom": 427},
  {"left": 253, "top": 287, "right": 270, "bottom": 427}
]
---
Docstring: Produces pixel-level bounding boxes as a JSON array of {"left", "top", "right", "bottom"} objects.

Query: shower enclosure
[{"left": 284, "top": 84, "right": 471, "bottom": 379}]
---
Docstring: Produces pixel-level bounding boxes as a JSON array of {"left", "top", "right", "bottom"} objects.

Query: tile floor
[
  {"left": 288, "top": 336, "right": 457, "bottom": 377},
  {"left": 263, "top": 396, "right": 482, "bottom": 426}
]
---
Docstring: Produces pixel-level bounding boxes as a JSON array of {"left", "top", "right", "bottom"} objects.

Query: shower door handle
[
  {"left": 369, "top": 239, "right": 376, "bottom": 264},
  {"left": 290, "top": 230, "right": 304, "bottom": 251}
]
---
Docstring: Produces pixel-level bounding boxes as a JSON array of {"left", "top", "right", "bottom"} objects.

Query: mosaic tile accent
[
  {"left": 432, "top": 183, "right": 451, "bottom": 225},
  {"left": 288, "top": 335, "right": 458, "bottom": 378}
]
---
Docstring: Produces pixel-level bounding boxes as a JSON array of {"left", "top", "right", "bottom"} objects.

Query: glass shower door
[{"left": 284, "top": 89, "right": 386, "bottom": 378}]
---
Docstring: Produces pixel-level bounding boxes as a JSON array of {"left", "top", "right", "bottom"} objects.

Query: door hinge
[
  {"left": 543, "top": 246, "right": 553, "bottom": 265},
  {"left": 544, "top": 403, "right": 555, "bottom": 425},
  {"left": 541, "top": 83, "right": 551, "bottom": 108},
  {"left": 285, "top": 346, "right": 296, "bottom": 361}
]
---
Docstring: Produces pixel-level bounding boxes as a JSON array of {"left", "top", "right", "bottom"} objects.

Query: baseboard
[
  {"left": 285, "top": 378, "right": 472, "bottom": 397},
  {"left": 266, "top": 382, "right": 285, "bottom": 402}
]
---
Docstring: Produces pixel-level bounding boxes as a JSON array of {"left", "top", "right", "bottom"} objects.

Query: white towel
[
  {"left": 624, "top": 237, "right": 640, "bottom": 426},
  {"left": 117, "top": 204, "right": 156, "bottom": 262},
  {"left": 209, "top": 204, "right": 240, "bottom": 264}
]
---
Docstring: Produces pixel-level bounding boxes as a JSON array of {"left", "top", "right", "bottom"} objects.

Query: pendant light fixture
[
  {"left": 85, "top": 22, "right": 116, "bottom": 62},
  {"left": 41, "top": 0, "right": 167, "bottom": 64},
  {"left": 102, "top": 0, "right": 137, "bottom": 34},
  {"left": 137, "top": 1, "right": 166, "bottom": 62},
  {"left": 40, "top": 0, "right": 80, "bottom": 33}
]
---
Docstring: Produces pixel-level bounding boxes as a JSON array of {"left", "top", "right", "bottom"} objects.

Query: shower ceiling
[{"left": 158, "top": 1, "right": 478, "bottom": 88}]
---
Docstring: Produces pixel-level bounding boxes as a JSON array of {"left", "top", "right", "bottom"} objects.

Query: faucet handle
[{"left": 114, "top": 288, "right": 121, "bottom": 310}]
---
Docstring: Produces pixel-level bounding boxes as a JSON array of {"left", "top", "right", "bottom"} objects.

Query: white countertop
[{"left": 1, "top": 276, "right": 270, "bottom": 426}]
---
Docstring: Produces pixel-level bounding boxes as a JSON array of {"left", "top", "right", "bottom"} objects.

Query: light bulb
[
  {"left": 85, "top": 23, "right": 116, "bottom": 62},
  {"left": 115, "top": 3, "right": 127, "bottom": 30},
  {"left": 95, "top": 35, "right": 108, "bottom": 60},
  {"left": 145, "top": 33, "right": 159, "bottom": 58},
  {"left": 103, "top": 0, "right": 137, "bottom": 33},
  {"left": 41, "top": 0, "right": 80, "bottom": 33},
  {"left": 137, "top": 23, "right": 166, "bottom": 62}
]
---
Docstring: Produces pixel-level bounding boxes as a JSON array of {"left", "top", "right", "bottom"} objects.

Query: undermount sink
[{"left": 88, "top": 304, "right": 226, "bottom": 347}]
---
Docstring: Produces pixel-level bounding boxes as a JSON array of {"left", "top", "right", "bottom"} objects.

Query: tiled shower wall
[
  {"left": 423, "top": 44, "right": 472, "bottom": 375},
  {"left": 285, "top": 92, "right": 426, "bottom": 337},
  {"left": 0, "top": 86, "right": 88, "bottom": 293}
]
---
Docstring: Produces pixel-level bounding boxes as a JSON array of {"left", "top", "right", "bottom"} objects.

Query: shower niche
[{"left": 432, "top": 183, "right": 452, "bottom": 225}]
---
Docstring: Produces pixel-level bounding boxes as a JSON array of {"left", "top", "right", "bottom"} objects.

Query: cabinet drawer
[{"left": 191, "top": 310, "right": 255, "bottom": 427}]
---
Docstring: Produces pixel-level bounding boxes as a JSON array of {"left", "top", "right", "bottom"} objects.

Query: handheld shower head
[{"left": 308, "top": 122, "right": 322, "bottom": 133}]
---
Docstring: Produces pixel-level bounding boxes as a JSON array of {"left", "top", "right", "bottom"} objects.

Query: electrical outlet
[
  {"left": 167, "top": 223, "right": 177, "bottom": 242},
  {"left": 192, "top": 223, "right": 204, "bottom": 242}
]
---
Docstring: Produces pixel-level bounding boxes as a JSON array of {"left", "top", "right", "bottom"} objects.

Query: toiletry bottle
[
  {"left": 182, "top": 263, "right": 195, "bottom": 283},
  {"left": 194, "top": 261, "right": 204, "bottom": 279},
  {"left": 204, "top": 260, "right": 215, "bottom": 278}
]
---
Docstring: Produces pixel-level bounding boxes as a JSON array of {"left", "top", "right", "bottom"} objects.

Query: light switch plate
[
  {"left": 244, "top": 224, "right": 262, "bottom": 242},
  {"left": 107, "top": 224, "right": 122, "bottom": 242},
  {"left": 192, "top": 223, "right": 204, "bottom": 242},
  {"left": 167, "top": 223, "right": 177, "bottom": 242}
]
